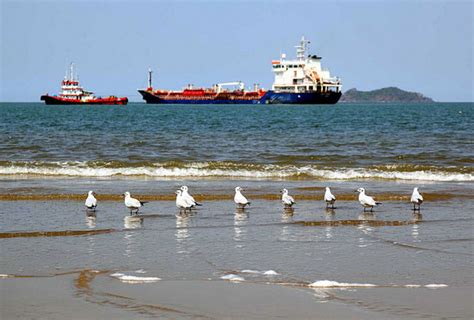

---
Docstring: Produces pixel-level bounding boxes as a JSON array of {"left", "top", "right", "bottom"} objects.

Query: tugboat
[
  {"left": 41, "top": 63, "right": 128, "bottom": 105},
  {"left": 138, "top": 36, "right": 341, "bottom": 104}
]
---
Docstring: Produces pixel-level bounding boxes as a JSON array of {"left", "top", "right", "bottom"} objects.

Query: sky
[{"left": 1, "top": 0, "right": 472, "bottom": 102}]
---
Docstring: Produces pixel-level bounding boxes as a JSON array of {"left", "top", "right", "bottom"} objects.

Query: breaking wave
[{"left": 0, "top": 161, "right": 472, "bottom": 181}]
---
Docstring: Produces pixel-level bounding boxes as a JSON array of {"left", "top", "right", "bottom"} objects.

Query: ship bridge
[{"left": 271, "top": 36, "right": 341, "bottom": 94}]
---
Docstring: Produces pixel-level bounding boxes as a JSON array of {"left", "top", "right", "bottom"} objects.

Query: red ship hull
[{"left": 41, "top": 95, "right": 128, "bottom": 105}]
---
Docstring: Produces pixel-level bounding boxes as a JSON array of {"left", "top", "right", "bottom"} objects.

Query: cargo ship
[
  {"left": 41, "top": 63, "right": 128, "bottom": 105},
  {"left": 139, "top": 36, "right": 342, "bottom": 104}
]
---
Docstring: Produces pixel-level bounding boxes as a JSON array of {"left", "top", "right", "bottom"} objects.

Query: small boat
[{"left": 41, "top": 63, "right": 128, "bottom": 105}]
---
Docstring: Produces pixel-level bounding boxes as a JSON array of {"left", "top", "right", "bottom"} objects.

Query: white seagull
[
  {"left": 281, "top": 189, "right": 295, "bottom": 208},
  {"left": 84, "top": 190, "right": 97, "bottom": 211},
  {"left": 324, "top": 187, "right": 336, "bottom": 209},
  {"left": 181, "top": 185, "right": 202, "bottom": 207},
  {"left": 234, "top": 187, "right": 251, "bottom": 208},
  {"left": 176, "top": 190, "right": 192, "bottom": 213},
  {"left": 411, "top": 187, "right": 424, "bottom": 210},
  {"left": 123, "top": 192, "right": 148, "bottom": 215},
  {"left": 356, "top": 188, "right": 381, "bottom": 212}
]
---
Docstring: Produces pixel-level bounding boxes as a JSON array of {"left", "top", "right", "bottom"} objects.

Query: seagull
[
  {"left": 411, "top": 187, "right": 423, "bottom": 211},
  {"left": 356, "top": 188, "right": 381, "bottom": 212},
  {"left": 181, "top": 185, "right": 202, "bottom": 207},
  {"left": 176, "top": 190, "right": 192, "bottom": 213},
  {"left": 281, "top": 189, "right": 295, "bottom": 208},
  {"left": 324, "top": 187, "right": 336, "bottom": 209},
  {"left": 123, "top": 192, "right": 148, "bottom": 215},
  {"left": 84, "top": 190, "right": 97, "bottom": 211},
  {"left": 234, "top": 187, "right": 251, "bottom": 208}
]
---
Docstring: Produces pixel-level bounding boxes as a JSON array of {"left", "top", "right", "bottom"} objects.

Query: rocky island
[{"left": 340, "top": 87, "right": 434, "bottom": 103}]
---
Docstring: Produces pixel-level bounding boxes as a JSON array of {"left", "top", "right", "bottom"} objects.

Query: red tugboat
[{"left": 41, "top": 63, "right": 128, "bottom": 105}]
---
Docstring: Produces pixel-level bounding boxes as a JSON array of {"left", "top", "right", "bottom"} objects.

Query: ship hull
[
  {"left": 138, "top": 90, "right": 265, "bottom": 104},
  {"left": 139, "top": 90, "right": 341, "bottom": 105},
  {"left": 41, "top": 95, "right": 128, "bottom": 105},
  {"left": 264, "top": 91, "right": 341, "bottom": 104}
]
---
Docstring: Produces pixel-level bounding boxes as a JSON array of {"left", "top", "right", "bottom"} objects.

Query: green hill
[{"left": 340, "top": 87, "right": 434, "bottom": 103}]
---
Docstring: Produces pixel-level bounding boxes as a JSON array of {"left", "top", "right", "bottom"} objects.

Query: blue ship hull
[
  {"left": 138, "top": 90, "right": 341, "bottom": 105},
  {"left": 263, "top": 91, "right": 341, "bottom": 104}
]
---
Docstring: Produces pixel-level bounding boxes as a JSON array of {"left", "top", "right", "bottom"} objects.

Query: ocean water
[
  {"left": 1, "top": 102, "right": 473, "bottom": 319},
  {"left": 0, "top": 102, "right": 472, "bottom": 181}
]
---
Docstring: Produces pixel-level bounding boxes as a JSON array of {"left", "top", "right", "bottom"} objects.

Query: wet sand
[
  {"left": 3, "top": 272, "right": 472, "bottom": 320},
  {"left": 1, "top": 178, "right": 473, "bottom": 319}
]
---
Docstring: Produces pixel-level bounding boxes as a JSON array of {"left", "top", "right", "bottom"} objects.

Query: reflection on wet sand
[
  {"left": 357, "top": 224, "right": 374, "bottom": 248},
  {"left": 358, "top": 212, "right": 377, "bottom": 221},
  {"left": 412, "top": 212, "right": 423, "bottom": 222},
  {"left": 123, "top": 216, "right": 144, "bottom": 230},
  {"left": 324, "top": 210, "right": 335, "bottom": 240},
  {"left": 86, "top": 217, "right": 96, "bottom": 229},
  {"left": 325, "top": 208, "right": 336, "bottom": 217},
  {"left": 412, "top": 224, "right": 419, "bottom": 241},
  {"left": 280, "top": 212, "right": 294, "bottom": 241},
  {"left": 283, "top": 207, "right": 295, "bottom": 216},
  {"left": 234, "top": 211, "right": 248, "bottom": 246},
  {"left": 175, "top": 214, "right": 191, "bottom": 255},
  {"left": 85, "top": 209, "right": 96, "bottom": 218},
  {"left": 123, "top": 216, "right": 143, "bottom": 259}
]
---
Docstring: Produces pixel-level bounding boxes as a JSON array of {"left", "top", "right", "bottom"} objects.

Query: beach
[{"left": 0, "top": 102, "right": 473, "bottom": 319}]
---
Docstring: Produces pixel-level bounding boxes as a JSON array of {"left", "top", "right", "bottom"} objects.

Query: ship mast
[
  {"left": 148, "top": 67, "right": 153, "bottom": 89},
  {"left": 70, "top": 63, "right": 74, "bottom": 81},
  {"left": 295, "top": 36, "right": 310, "bottom": 61}
]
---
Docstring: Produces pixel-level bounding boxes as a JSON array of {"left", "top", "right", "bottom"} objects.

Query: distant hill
[{"left": 340, "top": 87, "right": 434, "bottom": 103}]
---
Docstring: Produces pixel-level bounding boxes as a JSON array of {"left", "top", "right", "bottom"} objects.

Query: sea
[{"left": 0, "top": 102, "right": 473, "bottom": 319}]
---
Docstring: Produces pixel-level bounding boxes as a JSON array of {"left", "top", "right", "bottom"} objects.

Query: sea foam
[
  {"left": 0, "top": 161, "right": 471, "bottom": 181},
  {"left": 221, "top": 274, "right": 245, "bottom": 282},
  {"left": 110, "top": 272, "right": 161, "bottom": 283},
  {"left": 309, "top": 280, "right": 377, "bottom": 288},
  {"left": 241, "top": 269, "right": 280, "bottom": 276}
]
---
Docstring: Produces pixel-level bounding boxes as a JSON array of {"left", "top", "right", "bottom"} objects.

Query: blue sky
[{"left": 1, "top": 0, "right": 472, "bottom": 102}]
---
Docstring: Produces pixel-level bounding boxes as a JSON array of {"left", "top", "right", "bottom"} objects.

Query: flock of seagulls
[{"left": 84, "top": 186, "right": 425, "bottom": 215}]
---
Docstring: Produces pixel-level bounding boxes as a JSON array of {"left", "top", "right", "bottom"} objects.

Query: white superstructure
[
  {"left": 59, "top": 63, "right": 95, "bottom": 101},
  {"left": 271, "top": 36, "right": 342, "bottom": 94}
]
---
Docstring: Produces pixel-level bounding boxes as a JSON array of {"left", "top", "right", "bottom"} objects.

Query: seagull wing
[
  {"left": 285, "top": 194, "right": 295, "bottom": 204},
  {"left": 360, "top": 194, "right": 377, "bottom": 206},
  {"left": 85, "top": 196, "right": 96, "bottom": 207},
  {"left": 177, "top": 196, "right": 190, "bottom": 208},
  {"left": 126, "top": 197, "right": 142, "bottom": 208},
  {"left": 234, "top": 192, "right": 248, "bottom": 205}
]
